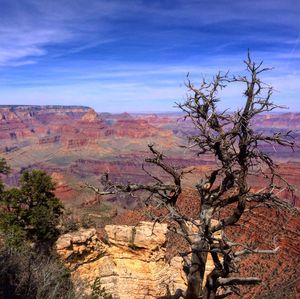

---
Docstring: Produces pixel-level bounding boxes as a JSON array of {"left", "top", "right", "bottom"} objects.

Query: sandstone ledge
[{"left": 55, "top": 222, "right": 186, "bottom": 299}]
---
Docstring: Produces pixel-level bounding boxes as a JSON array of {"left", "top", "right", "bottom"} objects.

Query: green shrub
[
  {"left": 86, "top": 277, "right": 113, "bottom": 299},
  {"left": 0, "top": 169, "right": 64, "bottom": 247}
]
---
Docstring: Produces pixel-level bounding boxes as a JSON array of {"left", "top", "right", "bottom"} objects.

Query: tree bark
[{"left": 186, "top": 240, "right": 208, "bottom": 299}]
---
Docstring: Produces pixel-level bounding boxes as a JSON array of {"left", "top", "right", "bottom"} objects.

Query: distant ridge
[{"left": 0, "top": 105, "right": 91, "bottom": 110}]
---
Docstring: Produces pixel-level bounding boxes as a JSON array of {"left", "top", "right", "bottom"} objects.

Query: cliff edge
[{"left": 56, "top": 222, "right": 187, "bottom": 299}]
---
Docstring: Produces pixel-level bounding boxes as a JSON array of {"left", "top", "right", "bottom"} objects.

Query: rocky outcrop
[
  {"left": 108, "top": 119, "right": 172, "bottom": 138},
  {"left": 253, "top": 112, "right": 300, "bottom": 129},
  {"left": 56, "top": 222, "right": 187, "bottom": 299}
]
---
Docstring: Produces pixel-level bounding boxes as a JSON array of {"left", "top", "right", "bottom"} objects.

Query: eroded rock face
[
  {"left": 56, "top": 222, "right": 187, "bottom": 299},
  {"left": 56, "top": 228, "right": 105, "bottom": 267}
]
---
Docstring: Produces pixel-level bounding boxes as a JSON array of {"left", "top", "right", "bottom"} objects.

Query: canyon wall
[
  {"left": 2, "top": 105, "right": 300, "bottom": 208},
  {"left": 56, "top": 222, "right": 187, "bottom": 299}
]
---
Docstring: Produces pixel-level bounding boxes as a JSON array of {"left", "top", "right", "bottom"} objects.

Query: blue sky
[{"left": 0, "top": 0, "right": 300, "bottom": 112}]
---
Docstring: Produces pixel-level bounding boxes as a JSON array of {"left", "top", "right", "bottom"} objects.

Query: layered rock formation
[
  {"left": 56, "top": 222, "right": 187, "bottom": 299},
  {"left": 2, "top": 105, "right": 300, "bottom": 208},
  {"left": 2, "top": 105, "right": 300, "bottom": 297}
]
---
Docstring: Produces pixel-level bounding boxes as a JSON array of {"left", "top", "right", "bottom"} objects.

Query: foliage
[
  {"left": 0, "top": 157, "right": 9, "bottom": 192},
  {"left": 0, "top": 162, "right": 76, "bottom": 298},
  {"left": 85, "top": 277, "right": 113, "bottom": 299},
  {"left": 0, "top": 168, "right": 64, "bottom": 246},
  {"left": 0, "top": 157, "right": 10, "bottom": 175}
]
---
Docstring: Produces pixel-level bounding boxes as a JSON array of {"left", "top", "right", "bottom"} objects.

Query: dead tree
[{"left": 86, "top": 53, "right": 297, "bottom": 299}]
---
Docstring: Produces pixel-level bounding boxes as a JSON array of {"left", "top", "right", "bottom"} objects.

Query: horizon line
[{"left": 1, "top": 104, "right": 300, "bottom": 115}]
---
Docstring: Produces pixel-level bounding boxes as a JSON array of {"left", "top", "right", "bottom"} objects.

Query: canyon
[{"left": 1, "top": 105, "right": 300, "bottom": 298}]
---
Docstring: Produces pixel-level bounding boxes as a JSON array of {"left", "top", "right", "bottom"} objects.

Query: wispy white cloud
[
  {"left": 1, "top": 54, "right": 299, "bottom": 112},
  {"left": 0, "top": 0, "right": 124, "bottom": 66},
  {"left": 1, "top": 0, "right": 300, "bottom": 66},
  {"left": 0, "top": 45, "right": 46, "bottom": 66}
]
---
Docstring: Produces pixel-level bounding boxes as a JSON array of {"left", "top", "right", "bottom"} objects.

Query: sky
[{"left": 0, "top": 0, "right": 300, "bottom": 113}]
